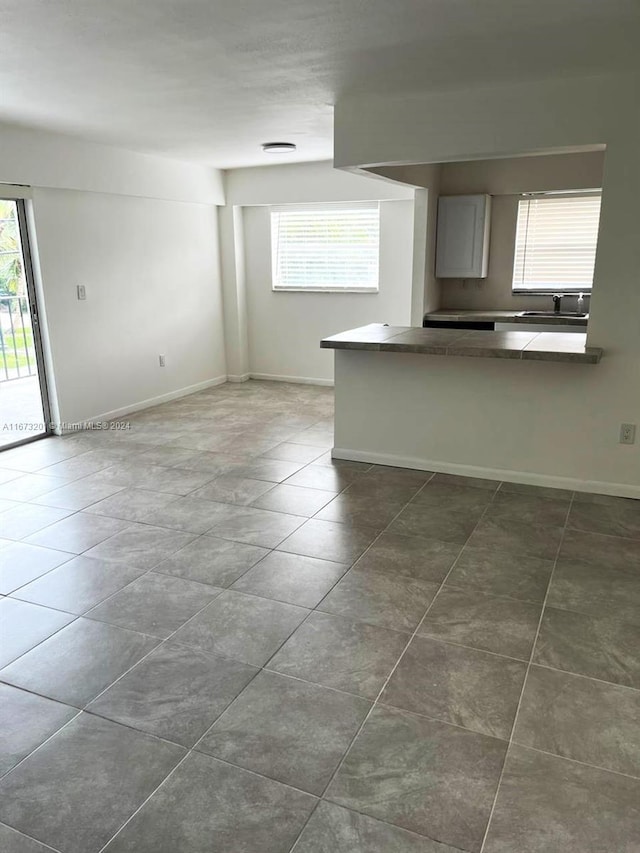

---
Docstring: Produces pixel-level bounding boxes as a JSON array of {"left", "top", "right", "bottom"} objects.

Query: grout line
[
  {"left": 0, "top": 823, "right": 64, "bottom": 853},
  {"left": 477, "top": 490, "right": 574, "bottom": 853},
  {"left": 504, "top": 741, "right": 640, "bottom": 782},
  {"left": 0, "top": 707, "right": 83, "bottom": 783}
]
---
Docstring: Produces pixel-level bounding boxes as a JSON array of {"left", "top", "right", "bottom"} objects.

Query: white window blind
[
  {"left": 271, "top": 203, "right": 380, "bottom": 291},
  {"left": 512, "top": 192, "right": 601, "bottom": 292}
]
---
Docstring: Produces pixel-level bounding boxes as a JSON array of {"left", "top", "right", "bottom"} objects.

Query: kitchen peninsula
[{"left": 319, "top": 324, "right": 636, "bottom": 499}]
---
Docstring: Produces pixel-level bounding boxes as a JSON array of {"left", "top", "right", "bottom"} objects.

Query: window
[
  {"left": 271, "top": 202, "right": 380, "bottom": 292},
  {"left": 512, "top": 192, "right": 601, "bottom": 292}
]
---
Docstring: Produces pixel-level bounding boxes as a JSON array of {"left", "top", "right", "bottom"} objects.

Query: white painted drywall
[
  {"left": 0, "top": 123, "right": 224, "bottom": 204},
  {"left": 242, "top": 201, "right": 414, "bottom": 383},
  {"left": 334, "top": 349, "right": 639, "bottom": 496},
  {"left": 29, "top": 188, "right": 227, "bottom": 424},
  {"left": 0, "top": 126, "right": 227, "bottom": 426},
  {"left": 220, "top": 161, "right": 416, "bottom": 384},
  {"left": 331, "top": 72, "right": 640, "bottom": 489}
]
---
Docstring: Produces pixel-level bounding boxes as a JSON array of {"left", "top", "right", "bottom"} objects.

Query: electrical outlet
[
  {"left": 76, "top": 285, "right": 86, "bottom": 300},
  {"left": 620, "top": 423, "right": 636, "bottom": 445},
  {"left": 159, "top": 355, "right": 166, "bottom": 368}
]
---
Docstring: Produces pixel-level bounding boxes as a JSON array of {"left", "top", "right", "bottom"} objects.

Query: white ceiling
[{"left": 1, "top": 0, "right": 639, "bottom": 169}]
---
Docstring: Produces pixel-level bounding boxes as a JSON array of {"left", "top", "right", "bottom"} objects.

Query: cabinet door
[{"left": 436, "top": 195, "right": 491, "bottom": 278}]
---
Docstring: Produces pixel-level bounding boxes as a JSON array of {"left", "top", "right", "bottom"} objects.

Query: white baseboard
[
  {"left": 227, "top": 373, "right": 251, "bottom": 383},
  {"left": 249, "top": 372, "right": 334, "bottom": 387},
  {"left": 62, "top": 375, "right": 228, "bottom": 432},
  {"left": 332, "top": 447, "right": 640, "bottom": 499}
]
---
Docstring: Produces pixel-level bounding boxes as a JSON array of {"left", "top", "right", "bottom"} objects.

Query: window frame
[
  {"left": 511, "top": 190, "right": 602, "bottom": 295},
  {"left": 270, "top": 201, "right": 381, "bottom": 294}
]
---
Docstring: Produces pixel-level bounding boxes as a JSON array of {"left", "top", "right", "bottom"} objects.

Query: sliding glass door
[{"left": 0, "top": 198, "right": 52, "bottom": 449}]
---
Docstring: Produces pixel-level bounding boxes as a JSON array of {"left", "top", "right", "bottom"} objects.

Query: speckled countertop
[
  {"left": 425, "top": 309, "right": 589, "bottom": 326},
  {"left": 321, "top": 324, "right": 603, "bottom": 364}
]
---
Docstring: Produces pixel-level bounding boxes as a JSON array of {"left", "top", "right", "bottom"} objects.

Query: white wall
[
  {"left": 332, "top": 72, "right": 640, "bottom": 490},
  {"left": 0, "top": 124, "right": 226, "bottom": 426},
  {"left": 0, "top": 123, "right": 224, "bottom": 204},
  {"left": 242, "top": 200, "right": 414, "bottom": 383},
  {"left": 220, "top": 161, "right": 416, "bottom": 384},
  {"left": 30, "top": 189, "right": 226, "bottom": 424}
]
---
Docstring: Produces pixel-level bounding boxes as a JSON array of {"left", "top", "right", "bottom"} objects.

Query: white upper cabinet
[{"left": 436, "top": 194, "right": 491, "bottom": 278}]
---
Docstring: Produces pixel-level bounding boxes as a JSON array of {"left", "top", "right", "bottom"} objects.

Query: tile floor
[{"left": 0, "top": 380, "right": 638, "bottom": 853}]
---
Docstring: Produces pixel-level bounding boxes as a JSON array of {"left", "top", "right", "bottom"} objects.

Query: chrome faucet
[{"left": 552, "top": 294, "right": 563, "bottom": 314}]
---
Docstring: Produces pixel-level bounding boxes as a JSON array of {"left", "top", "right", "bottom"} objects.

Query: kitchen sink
[{"left": 518, "top": 311, "right": 587, "bottom": 318}]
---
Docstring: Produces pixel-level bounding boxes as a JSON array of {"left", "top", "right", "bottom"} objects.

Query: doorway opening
[{"left": 0, "top": 197, "right": 52, "bottom": 450}]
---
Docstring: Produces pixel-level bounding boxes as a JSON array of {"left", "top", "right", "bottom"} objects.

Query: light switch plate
[{"left": 76, "top": 285, "right": 86, "bottom": 300}]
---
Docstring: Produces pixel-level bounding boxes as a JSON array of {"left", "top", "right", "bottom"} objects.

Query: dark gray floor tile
[
  {"left": 514, "top": 665, "right": 640, "bottom": 777},
  {"left": 0, "top": 503, "right": 73, "bottom": 541},
  {"left": 268, "top": 611, "right": 408, "bottom": 699},
  {"left": 190, "top": 474, "right": 275, "bottom": 506},
  {"left": 172, "top": 450, "right": 251, "bottom": 476},
  {"left": 24, "top": 512, "right": 130, "bottom": 553},
  {"left": 154, "top": 534, "right": 268, "bottom": 587},
  {"left": 381, "top": 636, "right": 526, "bottom": 739},
  {"left": 352, "top": 532, "right": 461, "bottom": 583},
  {"left": 466, "top": 517, "right": 562, "bottom": 560},
  {"left": 498, "top": 480, "right": 573, "bottom": 500},
  {"left": 294, "top": 801, "right": 458, "bottom": 853},
  {"left": 87, "top": 642, "right": 257, "bottom": 747},
  {"left": 138, "top": 496, "right": 238, "bottom": 533},
  {"left": 277, "top": 519, "right": 378, "bottom": 564},
  {"left": 0, "top": 823, "right": 58, "bottom": 852},
  {"left": 484, "top": 491, "right": 570, "bottom": 527},
  {"left": 251, "top": 483, "right": 335, "bottom": 517},
  {"left": 0, "top": 599, "right": 74, "bottom": 668},
  {"left": 102, "top": 751, "right": 316, "bottom": 853},
  {"left": 363, "top": 466, "right": 431, "bottom": 486},
  {"left": 410, "top": 482, "right": 493, "bottom": 512},
  {"left": 315, "top": 493, "right": 407, "bottom": 530},
  {"left": 483, "top": 745, "right": 640, "bottom": 853},
  {"left": 86, "top": 489, "right": 177, "bottom": 521},
  {"left": 0, "top": 542, "right": 73, "bottom": 594},
  {"left": 326, "top": 705, "right": 507, "bottom": 852},
  {"left": 93, "top": 463, "right": 215, "bottom": 496},
  {"left": 86, "top": 573, "right": 220, "bottom": 638},
  {"left": 0, "top": 618, "right": 158, "bottom": 706},
  {"left": 0, "top": 713, "right": 184, "bottom": 853},
  {"left": 418, "top": 588, "right": 541, "bottom": 660},
  {"left": 83, "top": 524, "right": 196, "bottom": 569},
  {"left": 172, "top": 590, "right": 308, "bottom": 666},
  {"left": 318, "top": 569, "right": 439, "bottom": 632},
  {"left": 559, "top": 527, "right": 640, "bottom": 572},
  {"left": 533, "top": 606, "right": 640, "bottom": 688},
  {"left": 446, "top": 546, "right": 553, "bottom": 603},
  {"left": 231, "top": 551, "right": 347, "bottom": 607},
  {"left": 235, "top": 458, "right": 304, "bottom": 483},
  {"left": 198, "top": 670, "right": 370, "bottom": 794},
  {"left": 431, "top": 473, "right": 499, "bottom": 490},
  {"left": 343, "top": 476, "right": 424, "bottom": 503},
  {"left": 12, "top": 555, "right": 146, "bottom": 615},
  {"left": 263, "top": 441, "right": 327, "bottom": 463},
  {"left": 284, "top": 465, "right": 358, "bottom": 492},
  {"left": 547, "top": 558, "right": 640, "bottom": 625},
  {"left": 567, "top": 499, "right": 640, "bottom": 539},
  {"left": 208, "top": 505, "right": 304, "bottom": 548},
  {"left": 0, "top": 684, "right": 77, "bottom": 776},
  {"left": 388, "top": 503, "right": 482, "bottom": 544}
]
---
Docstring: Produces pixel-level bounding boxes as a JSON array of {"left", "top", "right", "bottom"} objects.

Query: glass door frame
[{"left": 1, "top": 197, "right": 53, "bottom": 450}]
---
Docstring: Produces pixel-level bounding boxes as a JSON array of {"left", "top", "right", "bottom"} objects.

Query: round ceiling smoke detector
[{"left": 261, "top": 142, "right": 297, "bottom": 153}]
